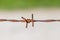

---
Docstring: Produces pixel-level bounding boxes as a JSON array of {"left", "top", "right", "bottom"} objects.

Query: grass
[{"left": 0, "top": 0, "right": 60, "bottom": 9}]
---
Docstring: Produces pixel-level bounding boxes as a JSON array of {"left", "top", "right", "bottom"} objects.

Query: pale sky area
[{"left": 0, "top": 8, "right": 60, "bottom": 40}]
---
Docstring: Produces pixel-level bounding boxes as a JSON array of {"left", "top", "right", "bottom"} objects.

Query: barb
[{"left": 0, "top": 14, "right": 60, "bottom": 28}]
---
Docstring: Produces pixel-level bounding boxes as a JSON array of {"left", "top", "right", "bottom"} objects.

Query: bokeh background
[
  {"left": 0, "top": 0, "right": 60, "bottom": 9},
  {"left": 0, "top": 0, "right": 60, "bottom": 40}
]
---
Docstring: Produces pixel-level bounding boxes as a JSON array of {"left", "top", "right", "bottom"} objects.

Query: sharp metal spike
[
  {"left": 26, "top": 23, "right": 28, "bottom": 28},
  {"left": 32, "top": 14, "right": 34, "bottom": 27}
]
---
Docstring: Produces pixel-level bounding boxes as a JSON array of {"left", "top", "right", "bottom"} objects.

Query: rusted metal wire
[
  {"left": 0, "top": 19, "right": 59, "bottom": 22},
  {"left": 0, "top": 14, "right": 60, "bottom": 28}
]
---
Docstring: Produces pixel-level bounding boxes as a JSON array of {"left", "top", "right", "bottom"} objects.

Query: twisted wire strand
[{"left": 0, "top": 19, "right": 60, "bottom": 22}]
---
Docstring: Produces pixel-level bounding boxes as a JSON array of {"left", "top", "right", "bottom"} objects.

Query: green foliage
[{"left": 0, "top": 0, "right": 60, "bottom": 9}]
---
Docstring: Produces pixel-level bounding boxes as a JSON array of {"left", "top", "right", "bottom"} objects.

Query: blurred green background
[{"left": 0, "top": 0, "right": 60, "bottom": 9}]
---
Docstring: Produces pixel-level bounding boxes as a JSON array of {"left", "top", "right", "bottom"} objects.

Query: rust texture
[{"left": 0, "top": 14, "right": 60, "bottom": 28}]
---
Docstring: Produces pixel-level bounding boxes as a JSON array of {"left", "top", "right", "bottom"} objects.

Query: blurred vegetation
[{"left": 0, "top": 0, "right": 60, "bottom": 9}]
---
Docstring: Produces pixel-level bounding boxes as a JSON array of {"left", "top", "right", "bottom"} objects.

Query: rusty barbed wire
[{"left": 0, "top": 14, "right": 60, "bottom": 28}]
